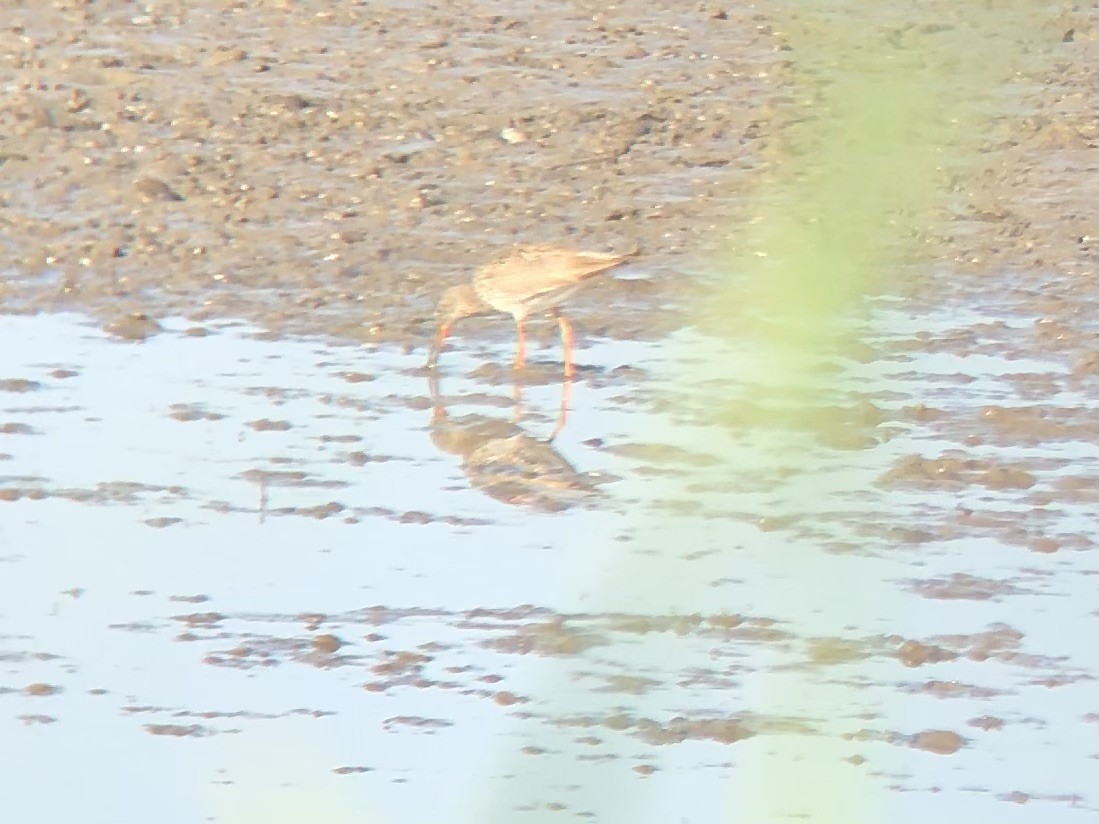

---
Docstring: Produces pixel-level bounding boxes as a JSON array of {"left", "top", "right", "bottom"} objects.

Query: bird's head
[
  {"left": 425, "top": 283, "right": 492, "bottom": 368},
  {"left": 433, "top": 283, "right": 489, "bottom": 326}
]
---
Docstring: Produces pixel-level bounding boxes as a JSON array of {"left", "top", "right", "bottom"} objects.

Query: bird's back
[{"left": 472, "top": 245, "right": 630, "bottom": 315}]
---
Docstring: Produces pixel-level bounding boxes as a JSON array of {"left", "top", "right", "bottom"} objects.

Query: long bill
[{"left": 425, "top": 323, "right": 450, "bottom": 368}]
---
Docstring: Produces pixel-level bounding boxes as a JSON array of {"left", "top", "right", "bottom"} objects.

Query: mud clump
[
  {"left": 104, "top": 313, "right": 162, "bottom": 341},
  {"left": 911, "top": 730, "right": 965, "bottom": 755},
  {"left": 24, "top": 683, "right": 62, "bottom": 697}
]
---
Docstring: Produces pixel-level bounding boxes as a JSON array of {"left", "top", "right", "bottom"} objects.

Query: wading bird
[{"left": 425, "top": 244, "right": 632, "bottom": 377}]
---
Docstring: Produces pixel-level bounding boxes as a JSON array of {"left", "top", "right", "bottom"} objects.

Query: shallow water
[{"left": 1, "top": 308, "right": 1094, "bottom": 823}]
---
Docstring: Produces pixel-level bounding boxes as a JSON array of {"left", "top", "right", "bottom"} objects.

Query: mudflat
[{"left": 1, "top": 2, "right": 1092, "bottom": 359}]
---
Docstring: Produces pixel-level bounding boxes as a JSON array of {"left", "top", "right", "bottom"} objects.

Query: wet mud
[{"left": 1, "top": 1, "right": 1097, "bottom": 823}]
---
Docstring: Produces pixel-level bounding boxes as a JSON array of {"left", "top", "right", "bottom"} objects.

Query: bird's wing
[{"left": 474, "top": 246, "right": 629, "bottom": 298}]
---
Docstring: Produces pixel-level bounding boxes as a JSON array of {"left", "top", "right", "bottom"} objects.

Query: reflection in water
[
  {"left": 427, "top": 375, "right": 596, "bottom": 512},
  {"left": 2, "top": 315, "right": 1095, "bottom": 823},
  {"left": 243, "top": 469, "right": 271, "bottom": 524}
]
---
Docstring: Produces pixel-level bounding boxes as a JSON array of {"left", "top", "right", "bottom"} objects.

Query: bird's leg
[
  {"left": 514, "top": 318, "right": 526, "bottom": 371},
  {"left": 555, "top": 310, "right": 575, "bottom": 378}
]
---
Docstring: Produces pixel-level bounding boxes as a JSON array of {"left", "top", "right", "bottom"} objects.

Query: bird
[{"left": 425, "top": 244, "right": 632, "bottom": 377}]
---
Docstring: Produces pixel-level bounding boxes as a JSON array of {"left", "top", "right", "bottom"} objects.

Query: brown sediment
[{"left": 0, "top": 2, "right": 1087, "bottom": 362}]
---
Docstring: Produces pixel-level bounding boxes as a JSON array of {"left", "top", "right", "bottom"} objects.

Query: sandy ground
[
  {"left": 2, "top": 0, "right": 781, "bottom": 346},
  {"left": 1, "top": 1, "right": 1092, "bottom": 358}
]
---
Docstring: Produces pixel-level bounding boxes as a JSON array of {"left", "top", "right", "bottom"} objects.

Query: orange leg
[
  {"left": 514, "top": 318, "right": 526, "bottom": 371},
  {"left": 557, "top": 313, "right": 575, "bottom": 378}
]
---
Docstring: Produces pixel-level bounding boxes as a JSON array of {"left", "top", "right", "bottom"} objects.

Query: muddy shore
[{"left": 1, "top": 1, "right": 1093, "bottom": 361}]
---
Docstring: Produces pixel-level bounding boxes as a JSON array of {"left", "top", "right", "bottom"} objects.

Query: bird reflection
[{"left": 427, "top": 374, "right": 597, "bottom": 512}]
